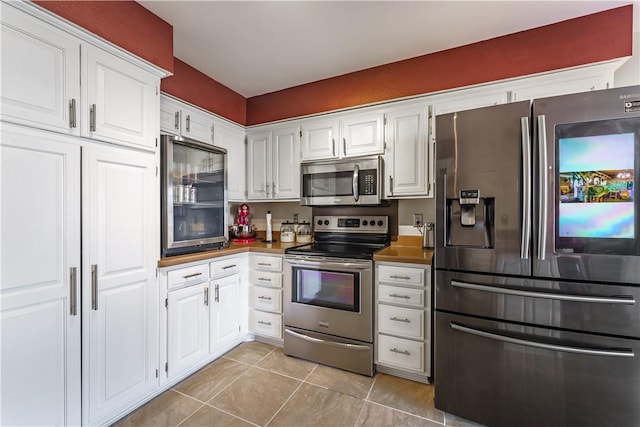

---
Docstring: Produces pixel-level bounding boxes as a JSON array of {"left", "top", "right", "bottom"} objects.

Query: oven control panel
[{"left": 314, "top": 216, "right": 388, "bottom": 233}]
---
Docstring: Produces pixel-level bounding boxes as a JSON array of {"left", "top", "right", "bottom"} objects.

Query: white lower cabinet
[
  {"left": 161, "top": 254, "right": 246, "bottom": 384},
  {"left": 167, "top": 281, "right": 209, "bottom": 376},
  {"left": 249, "top": 254, "right": 284, "bottom": 344},
  {"left": 375, "top": 262, "right": 432, "bottom": 383}
]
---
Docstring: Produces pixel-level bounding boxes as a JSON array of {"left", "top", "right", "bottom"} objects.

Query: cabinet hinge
[
  {"left": 165, "top": 362, "right": 168, "bottom": 373},
  {"left": 156, "top": 166, "right": 159, "bottom": 177},
  {"left": 383, "top": 115, "right": 387, "bottom": 126},
  {"left": 165, "top": 298, "right": 168, "bottom": 308},
  {"left": 155, "top": 369, "right": 158, "bottom": 378},
  {"left": 156, "top": 268, "right": 158, "bottom": 278},
  {"left": 299, "top": 130, "right": 302, "bottom": 138}
]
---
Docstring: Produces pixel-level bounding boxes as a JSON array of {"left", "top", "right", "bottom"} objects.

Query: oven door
[{"left": 284, "top": 256, "right": 373, "bottom": 342}]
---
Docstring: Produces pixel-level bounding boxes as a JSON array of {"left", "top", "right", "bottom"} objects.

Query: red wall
[
  {"left": 246, "top": 5, "right": 633, "bottom": 125},
  {"left": 35, "top": 1, "right": 174, "bottom": 73},
  {"left": 161, "top": 59, "right": 247, "bottom": 125},
  {"left": 34, "top": 2, "right": 633, "bottom": 128}
]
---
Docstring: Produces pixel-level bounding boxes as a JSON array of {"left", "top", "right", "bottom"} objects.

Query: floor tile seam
[
  {"left": 202, "top": 401, "right": 262, "bottom": 427},
  {"left": 250, "top": 362, "right": 317, "bottom": 383},
  {"left": 363, "top": 400, "right": 446, "bottom": 425},
  {"left": 263, "top": 378, "right": 308, "bottom": 427},
  {"left": 174, "top": 401, "right": 208, "bottom": 427}
]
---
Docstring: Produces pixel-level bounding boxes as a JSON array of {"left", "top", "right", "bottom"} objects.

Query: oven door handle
[
  {"left": 286, "top": 257, "right": 370, "bottom": 271},
  {"left": 285, "top": 329, "right": 370, "bottom": 351}
]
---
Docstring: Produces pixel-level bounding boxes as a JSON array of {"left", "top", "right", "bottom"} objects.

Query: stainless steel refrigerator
[{"left": 434, "top": 86, "right": 640, "bottom": 427}]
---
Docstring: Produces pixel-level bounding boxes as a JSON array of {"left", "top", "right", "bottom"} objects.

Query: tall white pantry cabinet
[{"left": 0, "top": 2, "right": 165, "bottom": 426}]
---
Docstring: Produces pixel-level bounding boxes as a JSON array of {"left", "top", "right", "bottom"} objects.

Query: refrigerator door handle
[
  {"left": 450, "top": 322, "right": 634, "bottom": 358},
  {"left": 537, "top": 115, "right": 548, "bottom": 260},
  {"left": 451, "top": 280, "right": 636, "bottom": 305},
  {"left": 520, "top": 116, "right": 532, "bottom": 259}
]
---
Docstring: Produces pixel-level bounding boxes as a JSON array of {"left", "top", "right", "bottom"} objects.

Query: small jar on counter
[
  {"left": 280, "top": 222, "right": 296, "bottom": 243},
  {"left": 296, "top": 222, "right": 312, "bottom": 243}
]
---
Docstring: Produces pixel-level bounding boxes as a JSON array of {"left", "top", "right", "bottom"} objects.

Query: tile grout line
[{"left": 262, "top": 363, "right": 321, "bottom": 426}]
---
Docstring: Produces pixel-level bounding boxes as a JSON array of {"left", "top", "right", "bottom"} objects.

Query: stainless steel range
[{"left": 283, "top": 215, "right": 390, "bottom": 376}]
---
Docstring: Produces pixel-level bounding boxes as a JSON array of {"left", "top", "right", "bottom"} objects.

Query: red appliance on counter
[{"left": 231, "top": 203, "right": 257, "bottom": 243}]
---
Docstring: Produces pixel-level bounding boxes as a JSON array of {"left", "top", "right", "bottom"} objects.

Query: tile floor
[{"left": 113, "top": 341, "right": 482, "bottom": 427}]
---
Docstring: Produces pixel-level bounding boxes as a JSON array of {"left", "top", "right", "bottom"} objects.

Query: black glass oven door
[{"left": 292, "top": 267, "right": 360, "bottom": 312}]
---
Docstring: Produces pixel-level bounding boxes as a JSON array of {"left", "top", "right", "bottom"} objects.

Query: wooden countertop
[
  {"left": 374, "top": 236, "right": 434, "bottom": 265},
  {"left": 158, "top": 239, "right": 302, "bottom": 268},
  {"left": 159, "top": 235, "right": 434, "bottom": 268}
]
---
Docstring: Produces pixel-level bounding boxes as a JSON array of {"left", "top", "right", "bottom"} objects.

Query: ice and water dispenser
[{"left": 446, "top": 188, "right": 495, "bottom": 249}]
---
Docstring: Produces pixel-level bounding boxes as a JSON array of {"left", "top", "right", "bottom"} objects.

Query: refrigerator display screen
[{"left": 558, "top": 132, "right": 635, "bottom": 239}]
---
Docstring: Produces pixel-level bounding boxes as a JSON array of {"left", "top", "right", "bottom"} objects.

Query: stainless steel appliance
[
  {"left": 300, "top": 156, "right": 384, "bottom": 206},
  {"left": 284, "top": 215, "right": 390, "bottom": 376},
  {"left": 434, "top": 86, "right": 640, "bottom": 427},
  {"left": 161, "top": 134, "right": 228, "bottom": 256}
]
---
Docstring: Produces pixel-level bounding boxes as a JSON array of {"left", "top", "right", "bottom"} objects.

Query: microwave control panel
[{"left": 359, "top": 169, "right": 377, "bottom": 195}]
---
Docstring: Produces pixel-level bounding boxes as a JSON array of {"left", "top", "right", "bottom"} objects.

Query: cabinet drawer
[
  {"left": 377, "top": 334, "right": 424, "bottom": 372},
  {"left": 251, "top": 311, "right": 282, "bottom": 339},
  {"left": 378, "top": 284, "right": 425, "bottom": 307},
  {"left": 167, "top": 263, "right": 209, "bottom": 290},
  {"left": 250, "top": 286, "right": 282, "bottom": 313},
  {"left": 210, "top": 258, "right": 240, "bottom": 278},
  {"left": 378, "top": 305, "right": 425, "bottom": 339},
  {"left": 249, "top": 270, "right": 282, "bottom": 288},
  {"left": 378, "top": 265, "right": 424, "bottom": 286},
  {"left": 251, "top": 255, "right": 282, "bottom": 272}
]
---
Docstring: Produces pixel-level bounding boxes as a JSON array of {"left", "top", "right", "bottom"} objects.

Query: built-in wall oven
[{"left": 284, "top": 215, "right": 389, "bottom": 376}]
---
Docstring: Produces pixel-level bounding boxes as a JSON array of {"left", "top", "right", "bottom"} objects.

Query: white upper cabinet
[
  {"left": 160, "top": 95, "right": 215, "bottom": 144},
  {"left": 1, "top": 2, "right": 162, "bottom": 151},
  {"left": 299, "top": 112, "right": 385, "bottom": 161},
  {"left": 0, "top": 3, "right": 80, "bottom": 135},
  {"left": 385, "top": 106, "right": 431, "bottom": 198},
  {"left": 340, "top": 111, "right": 385, "bottom": 158},
  {"left": 214, "top": 122, "right": 246, "bottom": 202},
  {"left": 246, "top": 125, "right": 300, "bottom": 200},
  {"left": 300, "top": 118, "right": 340, "bottom": 160},
  {"left": 82, "top": 45, "right": 159, "bottom": 150}
]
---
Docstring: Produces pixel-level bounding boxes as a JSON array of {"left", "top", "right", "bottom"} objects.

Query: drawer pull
[
  {"left": 258, "top": 296, "right": 272, "bottom": 301},
  {"left": 390, "top": 275, "right": 411, "bottom": 280},
  {"left": 222, "top": 264, "right": 237, "bottom": 270},
  {"left": 389, "top": 293, "right": 411, "bottom": 299},
  {"left": 183, "top": 272, "right": 203, "bottom": 279},
  {"left": 258, "top": 320, "right": 272, "bottom": 326},
  {"left": 390, "top": 316, "right": 411, "bottom": 323},
  {"left": 258, "top": 277, "right": 272, "bottom": 282},
  {"left": 257, "top": 262, "right": 272, "bottom": 267},
  {"left": 390, "top": 348, "right": 411, "bottom": 356}
]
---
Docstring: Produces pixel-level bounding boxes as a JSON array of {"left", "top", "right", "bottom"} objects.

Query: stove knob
[
  {"left": 377, "top": 220, "right": 384, "bottom": 227},
  {"left": 362, "top": 220, "right": 368, "bottom": 226},
  {"left": 370, "top": 219, "right": 376, "bottom": 226},
  {"left": 324, "top": 220, "right": 330, "bottom": 226},
  {"left": 317, "top": 219, "right": 323, "bottom": 226}
]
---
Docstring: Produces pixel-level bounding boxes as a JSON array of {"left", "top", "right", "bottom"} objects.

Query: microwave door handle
[{"left": 353, "top": 164, "right": 359, "bottom": 202}]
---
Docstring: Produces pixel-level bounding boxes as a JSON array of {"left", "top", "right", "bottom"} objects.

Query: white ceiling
[{"left": 138, "top": 1, "right": 635, "bottom": 98}]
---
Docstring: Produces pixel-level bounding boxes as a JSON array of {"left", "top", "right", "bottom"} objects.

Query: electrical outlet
[{"left": 413, "top": 213, "right": 423, "bottom": 227}]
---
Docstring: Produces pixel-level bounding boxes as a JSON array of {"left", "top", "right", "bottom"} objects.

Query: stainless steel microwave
[{"left": 300, "top": 156, "right": 384, "bottom": 206}]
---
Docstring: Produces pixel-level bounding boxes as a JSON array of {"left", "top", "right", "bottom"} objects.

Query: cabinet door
[
  {"left": 215, "top": 123, "right": 246, "bottom": 201},
  {"left": 341, "top": 112, "right": 385, "bottom": 158},
  {"left": 246, "top": 130, "right": 271, "bottom": 199},
  {"left": 385, "top": 106, "right": 430, "bottom": 197},
  {"left": 272, "top": 126, "right": 300, "bottom": 199},
  {"left": 0, "top": 126, "right": 81, "bottom": 427},
  {"left": 300, "top": 118, "right": 339, "bottom": 161},
  {"left": 82, "top": 44, "right": 159, "bottom": 150},
  {"left": 0, "top": 3, "right": 80, "bottom": 134},
  {"left": 167, "top": 283, "right": 209, "bottom": 376},
  {"left": 82, "top": 144, "right": 158, "bottom": 425},
  {"left": 181, "top": 106, "right": 215, "bottom": 144},
  {"left": 159, "top": 96, "right": 182, "bottom": 135},
  {"left": 210, "top": 275, "right": 240, "bottom": 353}
]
